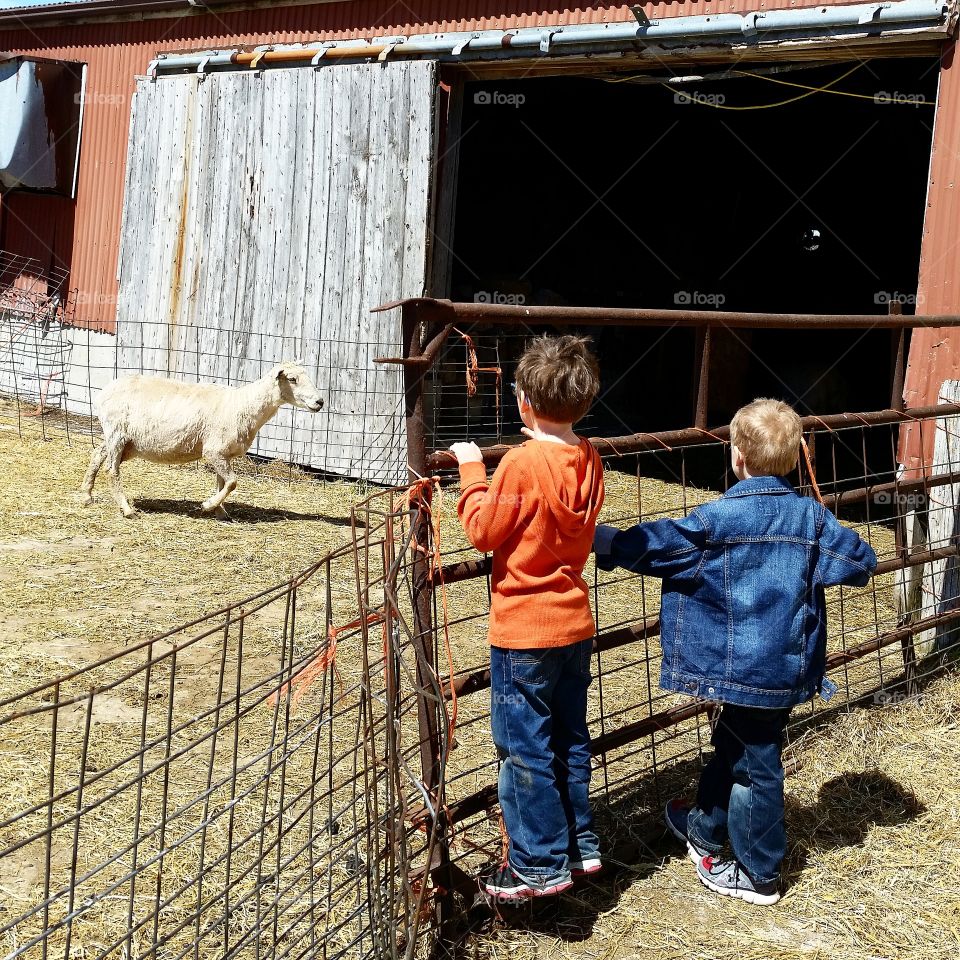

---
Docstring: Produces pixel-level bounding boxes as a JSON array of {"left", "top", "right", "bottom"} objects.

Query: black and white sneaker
[
  {"left": 696, "top": 855, "right": 781, "bottom": 905},
  {"left": 664, "top": 799, "right": 712, "bottom": 865},
  {"left": 482, "top": 862, "right": 573, "bottom": 900}
]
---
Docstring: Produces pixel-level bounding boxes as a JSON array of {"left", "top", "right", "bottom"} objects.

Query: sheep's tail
[{"left": 269, "top": 611, "right": 384, "bottom": 709}]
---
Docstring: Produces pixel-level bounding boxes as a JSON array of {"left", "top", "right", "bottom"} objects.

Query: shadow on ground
[
  {"left": 132, "top": 498, "right": 358, "bottom": 525},
  {"left": 451, "top": 761, "right": 924, "bottom": 950}
]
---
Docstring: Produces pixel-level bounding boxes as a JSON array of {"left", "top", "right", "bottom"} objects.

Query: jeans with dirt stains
[
  {"left": 489, "top": 637, "right": 599, "bottom": 882},
  {"left": 686, "top": 704, "right": 791, "bottom": 884}
]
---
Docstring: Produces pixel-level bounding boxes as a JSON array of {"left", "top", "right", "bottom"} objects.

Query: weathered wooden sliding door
[{"left": 115, "top": 60, "right": 437, "bottom": 484}]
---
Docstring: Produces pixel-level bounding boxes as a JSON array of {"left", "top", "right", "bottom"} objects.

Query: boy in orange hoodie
[{"left": 450, "top": 335, "right": 605, "bottom": 900}]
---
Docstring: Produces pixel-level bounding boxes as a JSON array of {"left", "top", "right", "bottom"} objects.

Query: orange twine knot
[
  {"left": 268, "top": 611, "right": 385, "bottom": 708},
  {"left": 452, "top": 326, "right": 502, "bottom": 435}
]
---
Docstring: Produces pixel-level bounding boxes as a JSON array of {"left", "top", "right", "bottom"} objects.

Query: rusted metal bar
[
  {"left": 827, "top": 472, "right": 951, "bottom": 510},
  {"left": 447, "top": 698, "right": 709, "bottom": 824},
  {"left": 427, "top": 402, "right": 960, "bottom": 471},
  {"left": 823, "top": 606, "right": 960, "bottom": 670},
  {"left": 443, "top": 617, "right": 661, "bottom": 699},
  {"left": 399, "top": 304, "right": 455, "bottom": 941},
  {"left": 401, "top": 309, "right": 441, "bottom": 790},
  {"left": 437, "top": 556, "right": 490, "bottom": 585},
  {"left": 376, "top": 297, "right": 960, "bottom": 330},
  {"left": 373, "top": 322, "right": 454, "bottom": 368},
  {"left": 692, "top": 325, "right": 711, "bottom": 430},
  {"left": 873, "top": 542, "right": 959, "bottom": 576}
]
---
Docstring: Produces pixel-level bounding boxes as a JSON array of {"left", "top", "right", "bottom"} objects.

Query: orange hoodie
[{"left": 457, "top": 438, "right": 605, "bottom": 649}]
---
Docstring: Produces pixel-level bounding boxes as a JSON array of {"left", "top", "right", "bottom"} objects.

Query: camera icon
[
  {"left": 674, "top": 291, "right": 692, "bottom": 305},
  {"left": 473, "top": 291, "right": 491, "bottom": 303},
  {"left": 474, "top": 91, "right": 492, "bottom": 105}
]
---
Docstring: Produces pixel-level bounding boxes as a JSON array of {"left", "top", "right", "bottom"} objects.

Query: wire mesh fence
[
  {"left": 0, "top": 252, "right": 408, "bottom": 484},
  {"left": 0, "top": 485, "right": 450, "bottom": 960},
  {"left": 428, "top": 408, "right": 960, "bottom": 905}
]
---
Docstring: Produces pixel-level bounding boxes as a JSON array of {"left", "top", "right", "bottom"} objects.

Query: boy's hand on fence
[{"left": 449, "top": 442, "right": 483, "bottom": 465}]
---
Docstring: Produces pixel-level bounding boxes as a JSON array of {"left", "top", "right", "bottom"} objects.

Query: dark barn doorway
[{"left": 447, "top": 57, "right": 939, "bottom": 471}]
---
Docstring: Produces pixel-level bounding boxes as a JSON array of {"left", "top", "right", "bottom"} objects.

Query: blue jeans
[
  {"left": 489, "top": 638, "right": 599, "bottom": 881},
  {"left": 686, "top": 704, "right": 790, "bottom": 885}
]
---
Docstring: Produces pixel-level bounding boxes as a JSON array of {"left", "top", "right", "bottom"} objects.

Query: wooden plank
[{"left": 113, "top": 60, "right": 438, "bottom": 483}]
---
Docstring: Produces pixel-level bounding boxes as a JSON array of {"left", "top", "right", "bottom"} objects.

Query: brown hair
[
  {"left": 730, "top": 398, "right": 802, "bottom": 476},
  {"left": 514, "top": 335, "right": 600, "bottom": 423}
]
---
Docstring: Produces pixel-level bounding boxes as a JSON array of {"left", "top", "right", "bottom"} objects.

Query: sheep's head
[{"left": 275, "top": 363, "right": 324, "bottom": 412}]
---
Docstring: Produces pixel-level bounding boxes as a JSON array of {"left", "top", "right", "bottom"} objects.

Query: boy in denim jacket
[{"left": 594, "top": 399, "right": 876, "bottom": 904}]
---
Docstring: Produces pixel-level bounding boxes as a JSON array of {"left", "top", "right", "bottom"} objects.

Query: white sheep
[{"left": 81, "top": 362, "right": 324, "bottom": 518}]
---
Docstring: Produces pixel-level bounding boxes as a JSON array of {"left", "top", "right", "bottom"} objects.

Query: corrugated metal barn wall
[
  {"left": 902, "top": 37, "right": 960, "bottom": 474},
  {"left": 0, "top": 0, "right": 891, "bottom": 331}
]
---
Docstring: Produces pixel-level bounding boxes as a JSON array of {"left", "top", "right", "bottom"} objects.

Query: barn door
[{"left": 115, "top": 60, "right": 438, "bottom": 484}]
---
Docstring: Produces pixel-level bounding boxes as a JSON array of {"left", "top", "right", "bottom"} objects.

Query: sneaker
[
  {"left": 664, "top": 799, "right": 712, "bottom": 865},
  {"left": 569, "top": 856, "right": 602, "bottom": 877},
  {"left": 482, "top": 861, "right": 574, "bottom": 900},
  {"left": 695, "top": 856, "right": 781, "bottom": 905}
]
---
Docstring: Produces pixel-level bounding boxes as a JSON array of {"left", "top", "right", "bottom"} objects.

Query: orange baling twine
[
  {"left": 800, "top": 435, "right": 825, "bottom": 505},
  {"left": 452, "top": 326, "right": 503, "bottom": 435},
  {"left": 268, "top": 611, "right": 384, "bottom": 709}
]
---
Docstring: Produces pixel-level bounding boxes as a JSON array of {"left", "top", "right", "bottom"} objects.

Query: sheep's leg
[
  {"left": 201, "top": 455, "right": 237, "bottom": 516},
  {"left": 210, "top": 475, "right": 230, "bottom": 520},
  {"left": 105, "top": 434, "right": 136, "bottom": 519},
  {"left": 80, "top": 443, "right": 107, "bottom": 505}
]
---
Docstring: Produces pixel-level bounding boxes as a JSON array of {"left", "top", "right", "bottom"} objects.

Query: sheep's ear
[{"left": 275, "top": 365, "right": 286, "bottom": 381}]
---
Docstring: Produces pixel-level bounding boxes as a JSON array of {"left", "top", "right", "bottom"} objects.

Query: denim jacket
[{"left": 594, "top": 476, "right": 878, "bottom": 709}]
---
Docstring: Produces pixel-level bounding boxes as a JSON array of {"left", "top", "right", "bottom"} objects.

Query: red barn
[{"left": 0, "top": 0, "right": 958, "bottom": 477}]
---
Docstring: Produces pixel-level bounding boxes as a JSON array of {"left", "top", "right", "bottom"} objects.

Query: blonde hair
[
  {"left": 730, "top": 398, "right": 802, "bottom": 476},
  {"left": 515, "top": 335, "right": 600, "bottom": 423}
]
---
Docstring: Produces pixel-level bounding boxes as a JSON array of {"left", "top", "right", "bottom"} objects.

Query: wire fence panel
[{"left": 0, "top": 487, "right": 446, "bottom": 960}]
